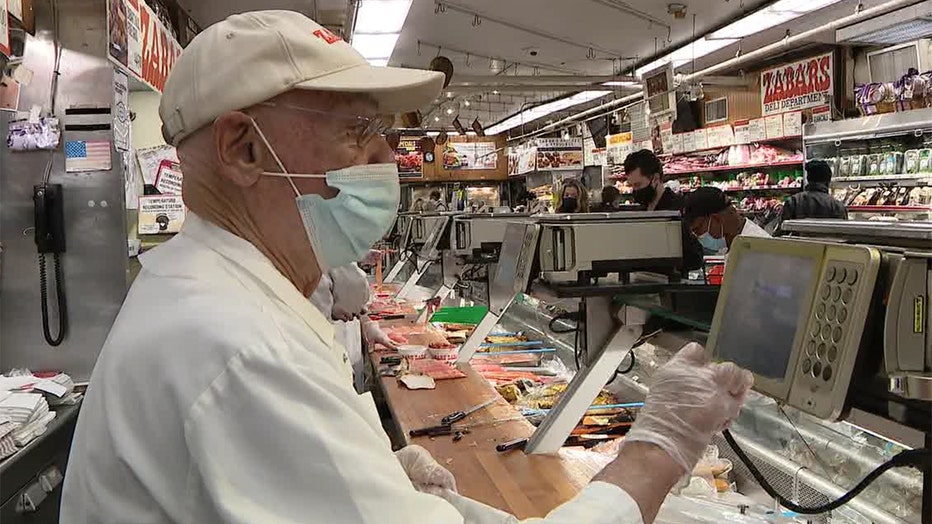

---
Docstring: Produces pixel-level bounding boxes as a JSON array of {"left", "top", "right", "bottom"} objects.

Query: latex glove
[
  {"left": 330, "top": 264, "right": 370, "bottom": 321},
  {"left": 395, "top": 445, "right": 457, "bottom": 495},
  {"left": 624, "top": 343, "right": 754, "bottom": 474},
  {"left": 363, "top": 317, "right": 398, "bottom": 350}
]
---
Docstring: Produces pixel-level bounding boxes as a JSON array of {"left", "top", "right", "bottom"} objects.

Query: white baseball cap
[{"left": 160, "top": 10, "right": 444, "bottom": 145}]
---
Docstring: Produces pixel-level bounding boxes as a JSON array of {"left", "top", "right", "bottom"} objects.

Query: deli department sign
[{"left": 761, "top": 52, "right": 833, "bottom": 116}]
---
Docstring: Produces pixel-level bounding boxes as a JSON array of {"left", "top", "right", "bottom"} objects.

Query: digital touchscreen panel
[{"left": 716, "top": 251, "right": 818, "bottom": 379}]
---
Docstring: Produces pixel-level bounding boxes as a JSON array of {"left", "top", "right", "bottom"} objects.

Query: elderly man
[{"left": 61, "top": 11, "right": 753, "bottom": 524}]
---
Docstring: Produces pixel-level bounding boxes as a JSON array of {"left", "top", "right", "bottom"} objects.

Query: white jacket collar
[{"left": 144, "top": 212, "right": 334, "bottom": 344}]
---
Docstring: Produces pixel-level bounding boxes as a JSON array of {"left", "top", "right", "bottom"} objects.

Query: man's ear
[{"left": 212, "top": 112, "right": 264, "bottom": 187}]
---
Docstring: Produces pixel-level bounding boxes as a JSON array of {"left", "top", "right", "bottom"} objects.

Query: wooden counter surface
[{"left": 370, "top": 351, "right": 592, "bottom": 519}]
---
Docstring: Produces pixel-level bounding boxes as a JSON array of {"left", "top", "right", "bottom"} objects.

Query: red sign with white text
[
  {"left": 138, "top": 4, "right": 182, "bottom": 93},
  {"left": 108, "top": 0, "right": 181, "bottom": 93},
  {"left": 760, "top": 52, "right": 833, "bottom": 116}
]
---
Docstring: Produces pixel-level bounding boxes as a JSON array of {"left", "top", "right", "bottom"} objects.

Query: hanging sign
[
  {"left": 0, "top": 0, "right": 10, "bottom": 58},
  {"left": 748, "top": 118, "right": 767, "bottom": 142},
  {"left": 535, "top": 138, "right": 583, "bottom": 171},
  {"left": 394, "top": 136, "right": 423, "bottom": 178},
  {"left": 761, "top": 52, "right": 833, "bottom": 116},
  {"left": 733, "top": 120, "right": 750, "bottom": 145},
  {"left": 108, "top": 0, "right": 181, "bottom": 93},
  {"left": 811, "top": 105, "right": 832, "bottom": 123},
  {"left": 783, "top": 111, "right": 803, "bottom": 137},
  {"left": 764, "top": 114, "right": 784, "bottom": 139}
]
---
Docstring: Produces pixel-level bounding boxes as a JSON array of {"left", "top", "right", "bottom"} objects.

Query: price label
[
  {"left": 765, "top": 114, "right": 784, "bottom": 139},
  {"left": 733, "top": 121, "right": 750, "bottom": 145},
  {"left": 693, "top": 128, "right": 708, "bottom": 151},
  {"left": 673, "top": 133, "right": 684, "bottom": 154},
  {"left": 682, "top": 131, "right": 696, "bottom": 152},
  {"left": 748, "top": 118, "right": 766, "bottom": 142},
  {"left": 783, "top": 111, "right": 803, "bottom": 137}
]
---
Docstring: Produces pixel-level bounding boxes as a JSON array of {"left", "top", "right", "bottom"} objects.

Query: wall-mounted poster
[
  {"left": 534, "top": 138, "right": 583, "bottom": 171},
  {"left": 395, "top": 136, "right": 423, "bottom": 178},
  {"left": 442, "top": 141, "right": 498, "bottom": 170}
]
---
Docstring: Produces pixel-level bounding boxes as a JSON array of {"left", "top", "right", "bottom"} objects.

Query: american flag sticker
[{"left": 65, "top": 140, "right": 112, "bottom": 172}]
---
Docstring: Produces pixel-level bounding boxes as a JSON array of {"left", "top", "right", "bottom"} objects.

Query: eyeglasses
[{"left": 259, "top": 102, "right": 394, "bottom": 147}]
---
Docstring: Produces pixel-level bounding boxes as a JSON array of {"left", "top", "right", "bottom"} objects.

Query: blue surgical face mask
[
  {"left": 251, "top": 119, "right": 400, "bottom": 271},
  {"left": 698, "top": 216, "right": 727, "bottom": 254}
]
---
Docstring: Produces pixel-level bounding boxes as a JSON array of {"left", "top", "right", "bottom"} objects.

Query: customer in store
[
  {"left": 684, "top": 186, "right": 771, "bottom": 254},
  {"left": 623, "top": 149, "right": 703, "bottom": 270},
  {"left": 62, "top": 12, "right": 754, "bottom": 524},
  {"left": 597, "top": 184, "right": 622, "bottom": 211},
  {"left": 558, "top": 177, "right": 590, "bottom": 212},
  {"left": 778, "top": 159, "right": 847, "bottom": 232},
  {"left": 426, "top": 189, "right": 448, "bottom": 212}
]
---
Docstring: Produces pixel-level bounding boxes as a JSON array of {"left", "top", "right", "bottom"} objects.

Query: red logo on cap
[{"left": 313, "top": 28, "right": 342, "bottom": 45}]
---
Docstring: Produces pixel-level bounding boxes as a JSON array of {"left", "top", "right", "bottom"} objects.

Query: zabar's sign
[
  {"left": 108, "top": 0, "right": 182, "bottom": 93},
  {"left": 760, "top": 52, "right": 833, "bottom": 116}
]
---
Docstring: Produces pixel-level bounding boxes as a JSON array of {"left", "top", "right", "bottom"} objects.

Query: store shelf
[
  {"left": 682, "top": 185, "right": 800, "bottom": 194},
  {"left": 656, "top": 136, "right": 802, "bottom": 158},
  {"left": 832, "top": 174, "right": 932, "bottom": 187},
  {"left": 847, "top": 205, "right": 931, "bottom": 213},
  {"left": 663, "top": 159, "right": 803, "bottom": 176},
  {"left": 804, "top": 107, "right": 932, "bottom": 144}
]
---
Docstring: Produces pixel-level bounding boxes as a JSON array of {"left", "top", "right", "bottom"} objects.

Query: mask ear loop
[{"left": 249, "top": 117, "right": 301, "bottom": 197}]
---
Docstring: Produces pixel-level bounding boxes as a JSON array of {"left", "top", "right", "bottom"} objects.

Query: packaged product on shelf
[
  {"left": 837, "top": 156, "right": 850, "bottom": 177},
  {"left": 904, "top": 150, "right": 920, "bottom": 174},
  {"left": 881, "top": 152, "right": 902, "bottom": 176},
  {"left": 867, "top": 154, "right": 882, "bottom": 176},
  {"left": 919, "top": 149, "right": 932, "bottom": 172}
]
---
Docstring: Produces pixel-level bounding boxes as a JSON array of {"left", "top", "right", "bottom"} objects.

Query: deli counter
[{"left": 370, "top": 212, "right": 930, "bottom": 523}]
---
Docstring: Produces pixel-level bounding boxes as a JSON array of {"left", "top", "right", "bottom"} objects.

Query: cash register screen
[{"left": 716, "top": 251, "right": 818, "bottom": 379}]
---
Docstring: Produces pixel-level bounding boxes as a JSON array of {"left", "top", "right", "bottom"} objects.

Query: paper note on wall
[
  {"left": 138, "top": 195, "right": 185, "bottom": 234},
  {"left": 154, "top": 160, "right": 183, "bottom": 195},
  {"left": 136, "top": 144, "right": 178, "bottom": 185}
]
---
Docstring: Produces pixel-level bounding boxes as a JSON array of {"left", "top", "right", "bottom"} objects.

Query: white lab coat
[{"left": 60, "top": 213, "right": 642, "bottom": 524}]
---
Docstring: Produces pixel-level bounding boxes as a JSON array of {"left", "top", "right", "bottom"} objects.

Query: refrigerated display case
[{"left": 804, "top": 108, "right": 932, "bottom": 221}]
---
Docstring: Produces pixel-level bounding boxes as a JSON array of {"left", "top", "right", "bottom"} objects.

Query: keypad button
[
  {"left": 832, "top": 326, "right": 843, "bottom": 343},
  {"left": 816, "top": 303, "right": 826, "bottom": 319},
  {"left": 806, "top": 340, "right": 816, "bottom": 356},
  {"left": 843, "top": 288, "right": 853, "bottom": 304},
  {"left": 802, "top": 359, "right": 812, "bottom": 374},
  {"left": 821, "top": 324, "right": 832, "bottom": 341},
  {"left": 822, "top": 365, "right": 833, "bottom": 381},
  {"left": 836, "top": 267, "right": 847, "bottom": 284},
  {"left": 828, "top": 346, "right": 838, "bottom": 362},
  {"left": 820, "top": 284, "right": 831, "bottom": 300},
  {"left": 811, "top": 322, "right": 821, "bottom": 337},
  {"left": 813, "top": 361, "right": 823, "bottom": 377},
  {"left": 846, "top": 269, "right": 858, "bottom": 285},
  {"left": 817, "top": 343, "right": 826, "bottom": 359},
  {"left": 838, "top": 307, "right": 848, "bottom": 323},
  {"left": 827, "top": 305, "right": 836, "bottom": 322},
  {"left": 832, "top": 286, "right": 842, "bottom": 302},
  {"left": 825, "top": 267, "right": 836, "bottom": 282}
]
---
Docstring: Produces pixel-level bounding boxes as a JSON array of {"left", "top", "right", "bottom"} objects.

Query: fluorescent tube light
[
  {"left": 850, "top": 18, "right": 932, "bottom": 44},
  {"left": 351, "top": 0, "right": 414, "bottom": 62},
  {"left": 485, "top": 90, "right": 611, "bottom": 136},
  {"left": 635, "top": 0, "right": 844, "bottom": 76},
  {"left": 712, "top": 0, "right": 841, "bottom": 39},
  {"left": 354, "top": 0, "right": 413, "bottom": 33},
  {"left": 351, "top": 33, "right": 400, "bottom": 60},
  {"left": 603, "top": 81, "right": 640, "bottom": 87}
]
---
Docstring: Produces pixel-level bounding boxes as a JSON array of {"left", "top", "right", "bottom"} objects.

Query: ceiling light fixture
[
  {"left": 602, "top": 81, "right": 640, "bottom": 87},
  {"left": 635, "top": 0, "right": 844, "bottom": 76},
  {"left": 351, "top": 0, "right": 414, "bottom": 66},
  {"left": 446, "top": 107, "right": 454, "bottom": 115},
  {"left": 464, "top": 99, "right": 471, "bottom": 107},
  {"left": 485, "top": 90, "right": 611, "bottom": 136}
]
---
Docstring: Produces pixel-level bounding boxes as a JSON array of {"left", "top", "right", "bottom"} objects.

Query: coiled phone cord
[{"left": 39, "top": 252, "right": 67, "bottom": 346}]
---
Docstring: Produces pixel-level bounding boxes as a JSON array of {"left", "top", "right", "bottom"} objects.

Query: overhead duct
[{"left": 836, "top": 0, "right": 932, "bottom": 45}]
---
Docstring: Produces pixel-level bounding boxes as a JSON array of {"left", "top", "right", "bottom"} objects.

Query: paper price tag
[
  {"left": 764, "top": 114, "right": 784, "bottom": 139},
  {"left": 748, "top": 118, "right": 766, "bottom": 142}
]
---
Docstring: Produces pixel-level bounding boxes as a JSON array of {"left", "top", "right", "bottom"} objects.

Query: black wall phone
[{"left": 33, "top": 183, "right": 68, "bottom": 346}]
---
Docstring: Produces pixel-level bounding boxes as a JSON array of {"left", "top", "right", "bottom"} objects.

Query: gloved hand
[
  {"left": 395, "top": 445, "right": 457, "bottom": 495},
  {"left": 363, "top": 318, "right": 398, "bottom": 350},
  {"left": 623, "top": 343, "right": 754, "bottom": 474},
  {"left": 330, "top": 264, "right": 370, "bottom": 321}
]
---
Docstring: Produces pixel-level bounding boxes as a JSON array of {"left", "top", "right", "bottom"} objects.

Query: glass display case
[{"left": 804, "top": 108, "right": 932, "bottom": 222}]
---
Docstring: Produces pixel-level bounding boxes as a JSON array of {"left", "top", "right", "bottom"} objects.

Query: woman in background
[{"left": 558, "top": 178, "right": 590, "bottom": 213}]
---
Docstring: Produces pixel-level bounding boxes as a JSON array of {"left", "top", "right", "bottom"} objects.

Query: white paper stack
[
  {"left": 0, "top": 392, "right": 56, "bottom": 449},
  {"left": 0, "top": 415, "right": 17, "bottom": 460}
]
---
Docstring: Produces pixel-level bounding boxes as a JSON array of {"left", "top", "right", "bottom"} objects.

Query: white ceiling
[{"left": 172, "top": 0, "right": 905, "bottom": 134}]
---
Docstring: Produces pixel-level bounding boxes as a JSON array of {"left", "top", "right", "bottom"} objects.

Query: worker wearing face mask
[
  {"left": 62, "top": 12, "right": 754, "bottom": 524},
  {"left": 623, "top": 149, "right": 703, "bottom": 271},
  {"left": 310, "top": 263, "right": 397, "bottom": 392},
  {"left": 684, "top": 187, "right": 771, "bottom": 255}
]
